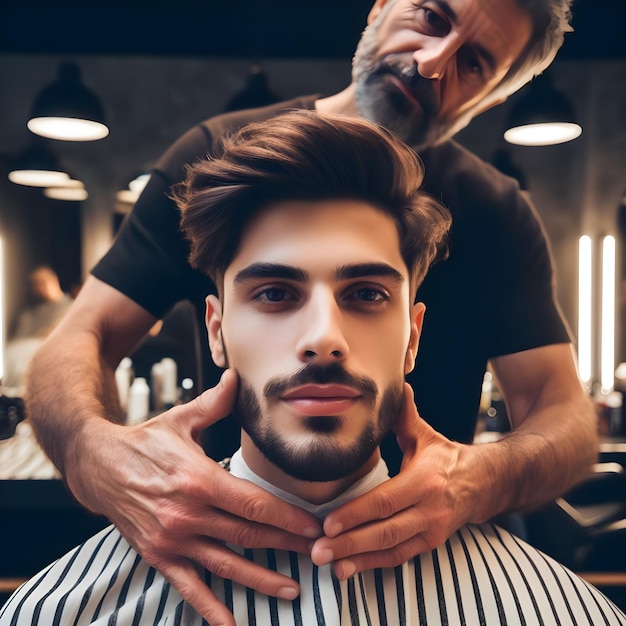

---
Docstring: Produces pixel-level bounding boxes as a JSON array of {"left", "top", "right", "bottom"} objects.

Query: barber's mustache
[
  {"left": 377, "top": 53, "right": 440, "bottom": 117},
  {"left": 263, "top": 363, "right": 377, "bottom": 400}
]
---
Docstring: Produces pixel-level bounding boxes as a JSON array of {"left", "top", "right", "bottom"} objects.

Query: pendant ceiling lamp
[
  {"left": 8, "top": 139, "right": 70, "bottom": 187},
  {"left": 27, "top": 61, "right": 109, "bottom": 141},
  {"left": 44, "top": 179, "right": 88, "bottom": 201},
  {"left": 224, "top": 65, "right": 282, "bottom": 113},
  {"left": 504, "top": 73, "right": 582, "bottom": 147},
  {"left": 116, "top": 172, "right": 151, "bottom": 205}
]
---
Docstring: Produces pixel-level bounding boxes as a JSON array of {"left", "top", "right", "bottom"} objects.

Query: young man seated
[{"left": 1, "top": 111, "right": 623, "bottom": 626}]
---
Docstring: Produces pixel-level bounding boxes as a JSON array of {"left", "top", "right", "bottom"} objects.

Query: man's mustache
[
  {"left": 263, "top": 362, "right": 377, "bottom": 400},
  {"left": 376, "top": 54, "right": 440, "bottom": 117}
]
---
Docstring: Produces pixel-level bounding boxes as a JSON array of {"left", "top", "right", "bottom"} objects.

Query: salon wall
[
  {"left": 0, "top": 55, "right": 352, "bottom": 328},
  {"left": 1, "top": 55, "right": 625, "bottom": 362},
  {"left": 456, "top": 60, "right": 626, "bottom": 365}
]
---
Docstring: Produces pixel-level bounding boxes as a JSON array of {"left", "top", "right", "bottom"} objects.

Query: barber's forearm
[
  {"left": 25, "top": 329, "right": 123, "bottom": 476},
  {"left": 463, "top": 397, "right": 598, "bottom": 523}
]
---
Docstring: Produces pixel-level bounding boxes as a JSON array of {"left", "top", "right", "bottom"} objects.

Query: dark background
[{"left": 1, "top": 0, "right": 625, "bottom": 60}]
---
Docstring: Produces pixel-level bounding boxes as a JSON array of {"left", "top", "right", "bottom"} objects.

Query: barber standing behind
[{"left": 24, "top": 1, "right": 597, "bottom": 625}]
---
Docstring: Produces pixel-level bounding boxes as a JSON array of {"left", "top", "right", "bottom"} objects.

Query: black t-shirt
[{"left": 93, "top": 96, "right": 571, "bottom": 474}]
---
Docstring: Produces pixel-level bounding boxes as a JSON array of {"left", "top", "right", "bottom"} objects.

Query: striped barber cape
[{"left": 2, "top": 452, "right": 625, "bottom": 625}]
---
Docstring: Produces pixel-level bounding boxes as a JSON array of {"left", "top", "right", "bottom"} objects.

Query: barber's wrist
[
  {"left": 455, "top": 442, "right": 509, "bottom": 525},
  {"left": 62, "top": 415, "right": 122, "bottom": 505}
]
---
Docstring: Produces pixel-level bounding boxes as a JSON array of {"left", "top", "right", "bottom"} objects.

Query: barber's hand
[
  {"left": 310, "top": 382, "right": 473, "bottom": 579},
  {"left": 66, "top": 369, "right": 323, "bottom": 626}
]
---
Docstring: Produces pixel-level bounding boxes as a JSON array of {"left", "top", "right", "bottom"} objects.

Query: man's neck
[
  {"left": 315, "top": 85, "right": 360, "bottom": 118},
  {"left": 240, "top": 431, "right": 380, "bottom": 505}
]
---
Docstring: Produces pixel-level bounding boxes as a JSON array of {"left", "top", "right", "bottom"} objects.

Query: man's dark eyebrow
[
  {"left": 431, "top": 0, "right": 497, "bottom": 73},
  {"left": 233, "top": 263, "right": 308, "bottom": 285},
  {"left": 431, "top": 0, "right": 457, "bottom": 21},
  {"left": 233, "top": 262, "right": 404, "bottom": 285},
  {"left": 336, "top": 263, "right": 405, "bottom": 284}
]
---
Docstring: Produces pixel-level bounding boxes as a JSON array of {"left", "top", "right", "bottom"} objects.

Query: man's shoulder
[
  {"left": 154, "top": 95, "right": 319, "bottom": 183},
  {"left": 201, "top": 94, "right": 319, "bottom": 138},
  {"left": 420, "top": 140, "right": 527, "bottom": 215}
]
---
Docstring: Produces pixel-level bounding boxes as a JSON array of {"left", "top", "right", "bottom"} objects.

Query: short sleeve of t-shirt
[
  {"left": 420, "top": 140, "right": 571, "bottom": 358},
  {"left": 92, "top": 96, "right": 319, "bottom": 320}
]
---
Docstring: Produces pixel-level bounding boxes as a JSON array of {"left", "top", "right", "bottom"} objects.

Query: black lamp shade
[
  {"left": 224, "top": 65, "right": 282, "bottom": 112},
  {"left": 28, "top": 62, "right": 109, "bottom": 141},
  {"left": 8, "top": 139, "right": 70, "bottom": 187},
  {"left": 504, "top": 74, "right": 582, "bottom": 146}
]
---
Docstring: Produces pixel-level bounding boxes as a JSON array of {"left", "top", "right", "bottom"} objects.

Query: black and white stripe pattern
[
  {"left": 2, "top": 454, "right": 625, "bottom": 625},
  {"left": 2, "top": 521, "right": 625, "bottom": 625}
]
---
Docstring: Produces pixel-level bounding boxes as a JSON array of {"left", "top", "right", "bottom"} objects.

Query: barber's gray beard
[
  {"left": 233, "top": 376, "right": 404, "bottom": 483},
  {"left": 352, "top": 9, "right": 456, "bottom": 150},
  {"left": 354, "top": 76, "right": 433, "bottom": 150}
]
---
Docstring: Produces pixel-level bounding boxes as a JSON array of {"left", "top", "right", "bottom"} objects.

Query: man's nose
[
  {"left": 296, "top": 290, "right": 349, "bottom": 363},
  {"left": 412, "top": 35, "right": 461, "bottom": 80}
]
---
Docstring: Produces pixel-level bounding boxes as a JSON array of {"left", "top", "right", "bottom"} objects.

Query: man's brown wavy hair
[{"left": 173, "top": 110, "right": 451, "bottom": 296}]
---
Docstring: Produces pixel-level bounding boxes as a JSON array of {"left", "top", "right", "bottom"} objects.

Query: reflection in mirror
[
  {"left": 3, "top": 266, "right": 74, "bottom": 394},
  {"left": 618, "top": 191, "right": 626, "bottom": 369}
]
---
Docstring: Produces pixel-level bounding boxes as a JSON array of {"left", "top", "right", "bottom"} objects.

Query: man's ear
[
  {"left": 205, "top": 294, "right": 226, "bottom": 368},
  {"left": 367, "top": 0, "right": 389, "bottom": 24},
  {"left": 404, "top": 302, "right": 425, "bottom": 375}
]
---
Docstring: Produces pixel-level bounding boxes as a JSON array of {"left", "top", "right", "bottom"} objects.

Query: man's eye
[
  {"left": 254, "top": 287, "right": 292, "bottom": 303},
  {"left": 460, "top": 49, "right": 484, "bottom": 78},
  {"left": 414, "top": 6, "right": 450, "bottom": 37},
  {"left": 353, "top": 288, "right": 388, "bottom": 303}
]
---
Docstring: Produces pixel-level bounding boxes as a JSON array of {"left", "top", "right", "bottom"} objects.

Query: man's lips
[
  {"left": 388, "top": 74, "right": 424, "bottom": 111},
  {"left": 281, "top": 385, "right": 362, "bottom": 416}
]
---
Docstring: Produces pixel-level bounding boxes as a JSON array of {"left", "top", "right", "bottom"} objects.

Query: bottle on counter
[
  {"left": 160, "top": 357, "right": 178, "bottom": 409},
  {"left": 115, "top": 357, "right": 133, "bottom": 412},
  {"left": 127, "top": 377, "right": 150, "bottom": 425},
  {"left": 150, "top": 361, "right": 164, "bottom": 412}
]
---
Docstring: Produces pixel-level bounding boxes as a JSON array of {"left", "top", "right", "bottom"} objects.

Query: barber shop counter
[{"left": 0, "top": 422, "right": 109, "bottom": 603}]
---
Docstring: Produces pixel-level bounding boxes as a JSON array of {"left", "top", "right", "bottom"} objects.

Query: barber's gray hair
[
  {"left": 443, "top": 0, "right": 574, "bottom": 140},
  {"left": 481, "top": 0, "right": 573, "bottom": 106}
]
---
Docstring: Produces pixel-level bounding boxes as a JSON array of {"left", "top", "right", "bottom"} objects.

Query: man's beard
[
  {"left": 232, "top": 362, "right": 405, "bottom": 483},
  {"left": 352, "top": 3, "right": 456, "bottom": 150}
]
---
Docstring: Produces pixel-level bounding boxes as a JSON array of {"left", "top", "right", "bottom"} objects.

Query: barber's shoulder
[
  {"left": 153, "top": 123, "right": 215, "bottom": 184},
  {"left": 421, "top": 140, "right": 530, "bottom": 219},
  {"left": 154, "top": 95, "right": 317, "bottom": 184},
  {"left": 204, "top": 94, "right": 318, "bottom": 136}
]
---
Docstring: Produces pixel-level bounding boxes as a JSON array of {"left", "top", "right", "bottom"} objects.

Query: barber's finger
[
  {"left": 158, "top": 557, "right": 237, "bottom": 626},
  {"left": 182, "top": 538, "right": 301, "bottom": 601},
  {"left": 167, "top": 368, "right": 238, "bottom": 434},
  {"left": 394, "top": 383, "right": 435, "bottom": 455},
  {"left": 311, "top": 503, "right": 430, "bottom": 565},
  {"left": 206, "top": 471, "right": 323, "bottom": 539},
  {"left": 193, "top": 511, "right": 316, "bottom": 554},
  {"left": 169, "top": 485, "right": 319, "bottom": 551},
  {"left": 330, "top": 534, "right": 434, "bottom": 581},
  {"left": 321, "top": 470, "right": 418, "bottom": 539}
]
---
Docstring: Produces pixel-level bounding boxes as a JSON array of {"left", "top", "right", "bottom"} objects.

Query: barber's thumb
[
  {"left": 393, "top": 383, "right": 424, "bottom": 454},
  {"left": 177, "top": 368, "right": 238, "bottom": 433}
]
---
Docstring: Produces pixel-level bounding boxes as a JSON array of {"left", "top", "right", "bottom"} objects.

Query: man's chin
[
  {"left": 301, "top": 415, "right": 344, "bottom": 434},
  {"left": 259, "top": 432, "right": 380, "bottom": 483},
  {"left": 355, "top": 82, "right": 434, "bottom": 149},
  {"left": 385, "top": 74, "right": 427, "bottom": 115}
]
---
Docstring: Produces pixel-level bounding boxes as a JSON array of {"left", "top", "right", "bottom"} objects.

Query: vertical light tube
[
  {"left": 601, "top": 235, "right": 616, "bottom": 393},
  {"left": 0, "top": 237, "right": 4, "bottom": 382},
  {"left": 578, "top": 235, "right": 593, "bottom": 386}
]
